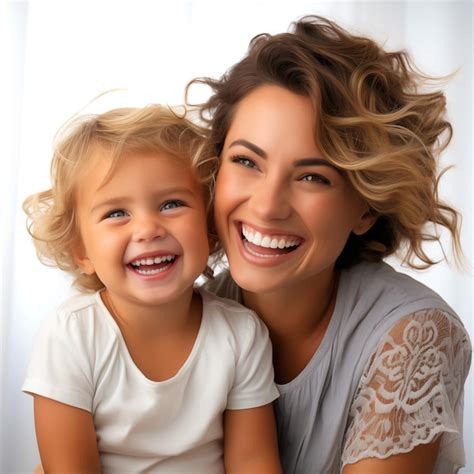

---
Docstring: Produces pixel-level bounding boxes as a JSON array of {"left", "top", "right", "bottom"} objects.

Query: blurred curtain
[{"left": 1, "top": 1, "right": 472, "bottom": 472}]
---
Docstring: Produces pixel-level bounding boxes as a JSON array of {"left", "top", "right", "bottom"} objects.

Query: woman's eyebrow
[
  {"left": 228, "top": 140, "right": 342, "bottom": 174},
  {"left": 228, "top": 139, "right": 267, "bottom": 158},
  {"left": 294, "top": 158, "right": 342, "bottom": 174}
]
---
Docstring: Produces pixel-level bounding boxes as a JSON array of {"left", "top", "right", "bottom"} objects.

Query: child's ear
[
  {"left": 352, "top": 209, "right": 378, "bottom": 236},
  {"left": 73, "top": 242, "right": 95, "bottom": 275}
]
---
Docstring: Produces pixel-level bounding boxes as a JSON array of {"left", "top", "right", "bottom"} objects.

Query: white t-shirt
[{"left": 22, "top": 288, "right": 279, "bottom": 473}]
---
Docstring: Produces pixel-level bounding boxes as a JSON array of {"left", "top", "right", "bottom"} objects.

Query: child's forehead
[
  {"left": 78, "top": 144, "right": 200, "bottom": 189},
  {"left": 84, "top": 144, "right": 192, "bottom": 174}
]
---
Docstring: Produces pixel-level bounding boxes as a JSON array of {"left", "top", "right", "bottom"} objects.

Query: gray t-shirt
[{"left": 206, "top": 261, "right": 471, "bottom": 473}]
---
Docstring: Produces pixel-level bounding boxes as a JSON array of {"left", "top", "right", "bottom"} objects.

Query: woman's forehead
[{"left": 224, "top": 85, "right": 318, "bottom": 153}]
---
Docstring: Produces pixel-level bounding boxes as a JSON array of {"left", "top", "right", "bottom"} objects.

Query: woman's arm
[
  {"left": 341, "top": 309, "right": 471, "bottom": 473},
  {"left": 224, "top": 404, "right": 282, "bottom": 474},
  {"left": 342, "top": 437, "right": 442, "bottom": 474},
  {"left": 34, "top": 395, "right": 101, "bottom": 473}
]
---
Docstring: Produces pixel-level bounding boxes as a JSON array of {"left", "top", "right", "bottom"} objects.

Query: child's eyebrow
[
  {"left": 90, "top": 187, "right": 197, "bottom": 213},
  {"left": 90, "top": 197, "right": 128, "bottom": 213}
]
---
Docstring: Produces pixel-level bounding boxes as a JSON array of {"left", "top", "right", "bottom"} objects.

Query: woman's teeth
[{"left": 241, "top": 224, "right": 301, "bottom": 249}]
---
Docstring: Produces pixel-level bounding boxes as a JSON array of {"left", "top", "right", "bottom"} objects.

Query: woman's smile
[{"left": 237, "top": 221, "right": 303, "bottom": 261}]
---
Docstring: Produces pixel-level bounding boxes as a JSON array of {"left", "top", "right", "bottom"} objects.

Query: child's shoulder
[
  {"left": 56, "top": 291, "right": 100, "bottom": 313},
  {"left": 54, "top": 292, "right": 100, "bottom": 317},
  {"left": 198, "top": 287, "right": 268, "bottom": 337},
  {"left": 42, "top": 291, "right": 109, "bottom": 334}
]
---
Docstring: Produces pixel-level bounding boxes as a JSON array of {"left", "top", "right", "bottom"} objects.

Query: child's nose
[{"left": 132, "top": 216, "right": 166, "bottom": 242}]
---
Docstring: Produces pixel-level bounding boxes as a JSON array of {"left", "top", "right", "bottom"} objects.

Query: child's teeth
[{"left": 131, "top": 255, "right": 175, "bottom": 267}]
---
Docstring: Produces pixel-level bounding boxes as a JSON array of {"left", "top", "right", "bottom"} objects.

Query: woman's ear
[
  {"left": 353, "top": 209, "right": 378, "bottom": 236},
  {"left": 72, "top": 242, "right": 95, "bottom": 275}
]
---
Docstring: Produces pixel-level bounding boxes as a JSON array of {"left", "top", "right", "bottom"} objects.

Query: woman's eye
[
  {"left": 231, "top": 155, "right": 258, "bottom": 169},
  {"left": 300, "top": 174, "right": 331, "bottom": 185},
  {"left": 160, "top": 200, "right": 185, "bottom": 211},
  {"left": 106, "top": 209, "right": 127, "bottom": 219}
]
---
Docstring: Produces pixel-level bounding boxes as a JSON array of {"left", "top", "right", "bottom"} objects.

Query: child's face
[{"left": 74, "top": 148, "right": 210, "bottom": 308}]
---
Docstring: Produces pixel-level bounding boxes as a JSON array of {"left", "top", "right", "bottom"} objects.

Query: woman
[{"left": 190, "top": 16, "right": 471, "bottom": 473}]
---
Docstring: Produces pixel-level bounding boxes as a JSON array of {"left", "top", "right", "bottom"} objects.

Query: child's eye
[
  {"left": 231, "top": 155, "right": 258, "bottom": 170},
  {"left": 106, "top": 209, "right": 128, "bottom": 219},
  {"left": 299, "top": 174, "right": 331, "bottom": 185},
  {"left": 160, "top": 200, "right": 186, "bottom": 211}
]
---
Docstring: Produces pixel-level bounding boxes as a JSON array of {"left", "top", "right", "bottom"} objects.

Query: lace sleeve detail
[{"left": 342, "top": 309, "right": 471, "bottom": 470}]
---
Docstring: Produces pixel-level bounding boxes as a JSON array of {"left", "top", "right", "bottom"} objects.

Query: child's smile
[{"left": 128, "top": 253, "right": 177, "bottom": 277}]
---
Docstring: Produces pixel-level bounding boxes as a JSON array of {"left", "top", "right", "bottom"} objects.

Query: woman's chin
[{"left": 228, "top": 264, "right": 288, "bottom": 295}]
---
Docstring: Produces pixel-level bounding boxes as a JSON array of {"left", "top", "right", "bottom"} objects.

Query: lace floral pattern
[{"left": 342, "top": 309, "right": 471, "bottom": 469}]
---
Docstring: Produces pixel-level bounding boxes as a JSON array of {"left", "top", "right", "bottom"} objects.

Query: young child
[{"left": 22, "top": 105, "right": 281, "bottom": 473}]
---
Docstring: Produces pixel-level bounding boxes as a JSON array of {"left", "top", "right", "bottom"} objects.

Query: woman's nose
[
  {"left": 132, "top": 215, "right": 166, "bottom": 242},
  {"left": 247, "top": 175, "right": 291, "bottom": 221}
]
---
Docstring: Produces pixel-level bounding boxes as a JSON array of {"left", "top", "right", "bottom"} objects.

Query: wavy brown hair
[
  {"left": 23, "top": 105, "right": 218, "bottom": 291},
  {"left": 188, "top": 15, "right": 462, "bottom": 269}
]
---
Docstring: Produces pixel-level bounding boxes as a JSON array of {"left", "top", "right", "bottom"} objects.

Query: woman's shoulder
[
  {"left": 202, "top": 269, "right": 242, "bottom": 303},
  {"left": 342, "top": 261, "right": 456, "bottom": 317},
  {"left": 334, "top": 261, "right": 467, "bottom": 367}
]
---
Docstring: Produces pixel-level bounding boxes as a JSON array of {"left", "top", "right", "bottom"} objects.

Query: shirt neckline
[
  {"left": 273, "top": 271, "right": 348, "bottom": 393},
  {"left": 94, "top": 289, "right": 208, "bottom": 387}
]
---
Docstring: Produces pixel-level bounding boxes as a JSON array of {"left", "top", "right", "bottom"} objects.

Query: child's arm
[
  {"left": 224, "top": 403, "right": 282, "bottom": 474},
  {"left": 34, "top": 395, "right": 101, "bottom": 473}
]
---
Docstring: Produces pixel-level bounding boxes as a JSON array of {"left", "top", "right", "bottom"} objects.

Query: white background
[{"left": 1, "top": 0, "right": 472, "bottom": 472}]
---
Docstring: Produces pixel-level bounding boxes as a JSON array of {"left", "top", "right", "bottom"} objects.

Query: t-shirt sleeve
[
  {"left": 342, "top": 308, "right": 472, "bottom": 470},
  {"left": 22, "top": 307, "right": 94, "bottom": 412},
  {"left": 226, "top": 311, "right": 279, "bottom": 410}
]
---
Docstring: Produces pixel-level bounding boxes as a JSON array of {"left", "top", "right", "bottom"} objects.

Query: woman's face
[{"left": 215, "top": 85, "right": 375, "bottom": 294}]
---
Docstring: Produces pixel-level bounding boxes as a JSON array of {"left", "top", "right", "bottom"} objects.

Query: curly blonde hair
[
  {"left": 23, "top": 105, "right": 218, "bottom": 291},
  {"left": 188, "top": 15, "right": 462, "bottom": 269}
]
